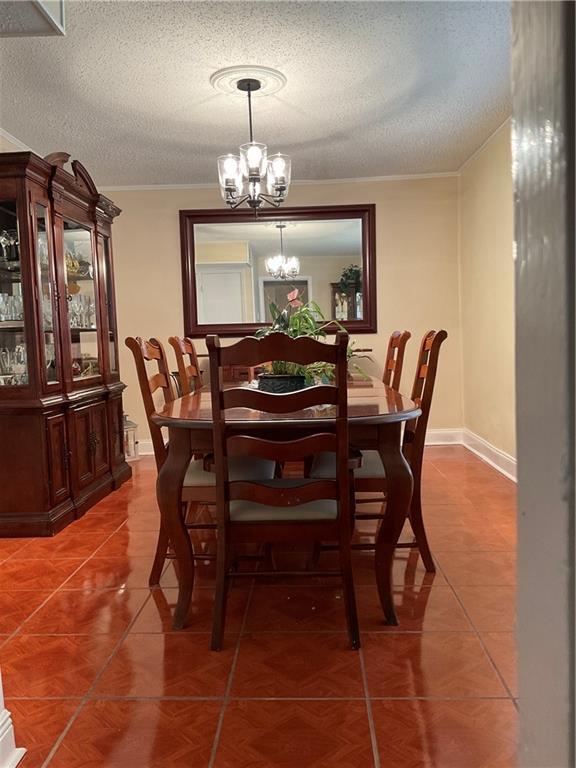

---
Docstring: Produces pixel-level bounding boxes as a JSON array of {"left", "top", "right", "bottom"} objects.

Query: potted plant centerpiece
[{"left": 255, "top": 289, "right": 367, "bottom": 393}]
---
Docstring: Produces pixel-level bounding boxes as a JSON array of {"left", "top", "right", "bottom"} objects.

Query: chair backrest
[
  {"left": 383, "top": 330, "right": 411, "bottom": 390},
  {"left": 402, "top": 329, "right": 448, "bottom": 468},
  {"left": 206, "top": 331, "right": 350, "bottom": 522},
  {"left": 168, "top": 336, "right": 202, "bottom": 396},
  {"left": 124, "top": 336, "right": 175, "bottom": 469}
]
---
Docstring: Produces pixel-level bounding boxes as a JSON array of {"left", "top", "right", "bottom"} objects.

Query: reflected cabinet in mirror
[{"left": 180, "top": 205, "right": 376, "bottom": 336}]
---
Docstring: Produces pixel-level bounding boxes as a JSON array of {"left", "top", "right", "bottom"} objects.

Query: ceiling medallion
[
  {"left": 210, "top": 66, "right": 287, "bottom": 97},
  {"left": 214, "top": 69, "right": 291, "bottom": 211},
  {"left": 265, "top": 224, "right": 300, "bottom": 280}
]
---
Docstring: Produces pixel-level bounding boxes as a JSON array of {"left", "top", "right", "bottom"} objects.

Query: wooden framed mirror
[{"left": 180, "top": 204, "right": 376, "bottom": 337}]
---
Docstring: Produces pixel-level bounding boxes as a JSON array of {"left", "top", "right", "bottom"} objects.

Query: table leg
[
  {"left": 157, "top": 427, "right": 194, "bottom": 630},
  {"left": 374, "top": 422, "right": 414, "bottom": 625}
]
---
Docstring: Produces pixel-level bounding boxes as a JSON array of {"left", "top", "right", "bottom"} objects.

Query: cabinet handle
[{"left": 88, "top": 430, "right": 100, "bottom": 454}]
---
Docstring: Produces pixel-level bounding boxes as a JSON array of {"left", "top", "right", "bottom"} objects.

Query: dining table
[{"left": 151, "top": 377, "right": 421, "bottom": 630}]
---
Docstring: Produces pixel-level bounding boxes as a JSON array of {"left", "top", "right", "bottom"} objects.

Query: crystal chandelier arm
[
  {"left": 257, "top": 193, "right": 282, "bottom": 207},
  {"left": 227, "top": 194, "right": 251, "bottom": 209}
]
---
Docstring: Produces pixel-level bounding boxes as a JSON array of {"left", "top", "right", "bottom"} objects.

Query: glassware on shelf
[
  {"left": 0, "top": 293, "right": 24, "bottom": 322},
  {"left": 0, "top": 343, "right": 28, "bottom": 386},
  {"left": 63, "top": 217, "right": 100, "bottom": 380},
  {"left": 0, "top": 229, "right": 20, "bottom": 271},
  {"left": 68, "top": 293, "right": 96, "bottom": 329},
  {"left": 35, "top": 204, "right": 59, "bottom": 384}
]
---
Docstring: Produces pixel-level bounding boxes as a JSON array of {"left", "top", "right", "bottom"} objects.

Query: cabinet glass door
[
  {"left": 101, "top": 237, "right": 118, "bottom": 375},
  {"left": 35, "top": 204, "right": 59, "bottom": 384},
  {"left": 63, "top": 218, "right": 100, "bottom": 381},
  {"left": 0, "top": 200, "right": 27, "bottom": 387}
]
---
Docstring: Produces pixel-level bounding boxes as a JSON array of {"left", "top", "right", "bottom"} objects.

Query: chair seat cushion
[
  {"left": 229, "top": 478, "right": 338, "bottom": 522},
  {"left": 184, "top": 457, "right": 276, "bottom": 487},
  {"left": 310, "top": 450, "right": 385, "bottom": 480}
]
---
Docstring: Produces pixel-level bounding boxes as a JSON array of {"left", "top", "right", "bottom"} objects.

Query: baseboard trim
[
  {"left": 137, "top": 439, "right": 154, "bottom": 457},
  {"left": 461, "top": 428, "right": 517, "bottom": 482},
  {"left": 138, "top": 429, "right": 517, "bottom": 482},
  {"left": 425, "top": 428, "right": 464, "bottom": 445},
  {"left": 0, "top": 674, "right": 25, "bottom": 768}
]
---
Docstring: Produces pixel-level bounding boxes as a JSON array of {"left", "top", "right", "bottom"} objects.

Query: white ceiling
[
  {"left": 0, "top": 1, "right": 511, "bottom": 187},
  {"left": 195, "top": 219, "right": 363, "bottom": 259}
]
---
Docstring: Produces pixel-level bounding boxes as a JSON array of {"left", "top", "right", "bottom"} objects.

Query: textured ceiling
[
  {"left": 0, "top": 1, "right": 511, "bottom": 186},
  {"left": 196, "top": 219, "right": 362, "bottom": 259}
]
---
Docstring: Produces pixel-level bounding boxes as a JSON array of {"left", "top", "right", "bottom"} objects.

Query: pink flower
[
  {"left": 289, "top": 298, "right": 303, "bottom": 308},
  {"left": 287, "top": 288, "right": 299, "bottom": 302}
]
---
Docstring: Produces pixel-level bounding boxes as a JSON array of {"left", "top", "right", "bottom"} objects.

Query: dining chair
[
  {"left": 125, "top": 336, "right": 218, "bottom": 585},
  {"left": 125, "top": 336, "right": 275, "bottom": 588},
  {"left": 312, "top": 329, "right": 448, "bottom": 573},
  {"left": 207, "top": 330, "right": 360, "bottom": 650},
  {"left": 168, "top": 335, "right": 202, "bottom": 395},
  {"left": 383, "top": 329, "right": 411, "bottom": 390}
]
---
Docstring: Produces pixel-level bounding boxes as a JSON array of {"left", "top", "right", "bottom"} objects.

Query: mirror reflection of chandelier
[
  {"left": 217, "top": 78, "right": 291, "bottom": 210},
  {"left": 265, "top": 224, "right": 300, "bottom": 280}
]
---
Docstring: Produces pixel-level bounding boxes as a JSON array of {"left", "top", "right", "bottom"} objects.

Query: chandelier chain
[{"left": 247, "top": 85, "right": 254, "bottom": 143}]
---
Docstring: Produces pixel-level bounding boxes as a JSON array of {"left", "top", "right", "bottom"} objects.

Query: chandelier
[
  {"left": 265, "top": 224, "right": 300, "bottom": 279},
  {"left": 217, "top": 78, "right": 291, "bottom": 210}
]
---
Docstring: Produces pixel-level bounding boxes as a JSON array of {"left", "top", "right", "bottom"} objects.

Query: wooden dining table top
[{"left": 151, "top": 377, "right": 421, "bottom": 429}]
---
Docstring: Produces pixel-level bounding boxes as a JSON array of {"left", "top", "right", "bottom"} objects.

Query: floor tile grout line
[
  {"left": 39, "top": 586, "right": 156, "bottom": 768},
  {"left": 434, "top": 555, "right": 517, "bottom": 702},
  {"left": 359, "top": 647, "right": 381, "bottom": 768},
  {"left": 208, "top": 580, "right": 255, "bottom": 768},
  {"left": 2, "top": 520, "right": 131, "bottom": 644},
  {"left": 3, "top": 693, "right": 516, "bottom": 703},
  {"left": 1, "top": 513, "right": 129, "bottom": 566}
]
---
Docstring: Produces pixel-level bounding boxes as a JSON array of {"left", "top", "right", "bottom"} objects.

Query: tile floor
[{"left": 0, "top": 446, "right": 517, "bottom": 767}]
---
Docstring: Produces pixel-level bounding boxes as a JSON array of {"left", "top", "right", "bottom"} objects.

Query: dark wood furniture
[
  {"left": 313, "top": 330, "right": 447, "bottom": 573},
  {"left": 207, "top": 331, "right": 359, "bottom": 650},
  {"left": 125, "top": 336, "right": 217, "bottom": 585},
  {"left": 330, "top": 282, "right": 363, "bottom": 321},
  {"left": 383, "top": 329, "right": 411, "bottom": 389},
  {"left": 168, "top": 336, "right": 202, "bottom": 395},
  {"left": 180, "top": 205, "right": 377, "bottom": 337},
  {"left": 0, "top": 151, "right": 131, "bottom": 536},
  {"left": 151, "top": 376, "right": 420, "bottom": 631}
]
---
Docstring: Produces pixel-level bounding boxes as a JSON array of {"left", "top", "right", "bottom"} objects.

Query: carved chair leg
[
  {"left": 149, "top": 521, "right": 170, "bottom": 586},
  {"left": 408, "top": 485, "right": 435, "bottom": 572},
  {"left": 262, "top": 542, "right": 276, "bottom": 572},
  {"left": 308, "top": 540, "right": 322, "bottom": 570},
  {"left": 339, "top": 540, "right": 360, "bottom": 650},
  {"left": 211, "top": 534, "right": 231, "bottom": 651}
]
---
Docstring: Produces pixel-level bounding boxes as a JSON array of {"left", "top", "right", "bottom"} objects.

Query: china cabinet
[
  {"left": 0, "top": 151, "right": 131, "bottom": 536},
  {"left": 331, "top": 282, "right": 363, "bottom": 321}
]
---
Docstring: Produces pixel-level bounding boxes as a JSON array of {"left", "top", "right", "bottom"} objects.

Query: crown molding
[{"left": 100, "top": 171, "right": 458, "bottom": 193}]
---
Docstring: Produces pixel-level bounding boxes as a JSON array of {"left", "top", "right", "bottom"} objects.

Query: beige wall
[
  {"left": 110, "top": 177, "right": 462, "bottom": 440},
  {"left": 458, "top": 122, "right": 515, "bottom": 457}
]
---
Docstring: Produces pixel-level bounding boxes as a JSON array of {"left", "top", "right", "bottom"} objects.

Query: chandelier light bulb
[
  {"left": 285, "top": 256, "right": 300, "bottom": 278},
  {"left": 216, "top": 76, "right": 291, "bottom": 210}
]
